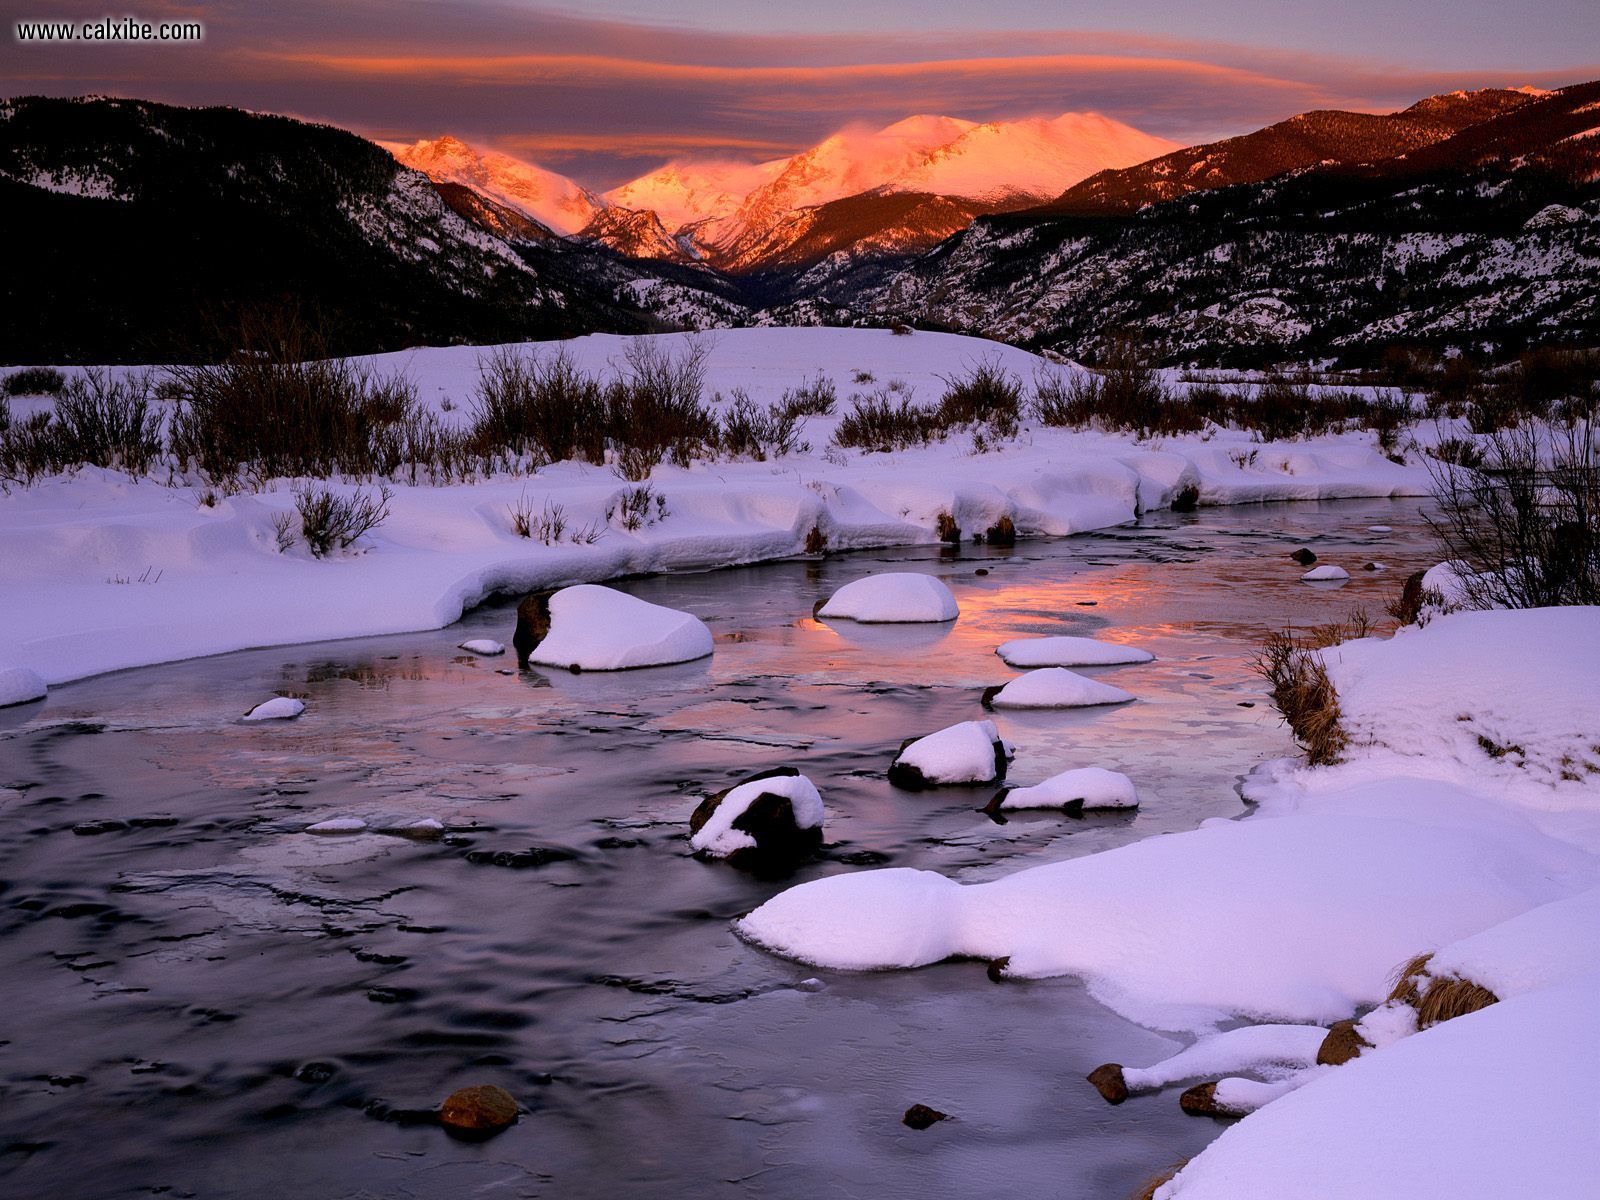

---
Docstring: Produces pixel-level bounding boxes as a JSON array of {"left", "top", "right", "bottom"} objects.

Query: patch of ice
[{"left": 306, "top": 817, "right": 367, "bottom": 834}]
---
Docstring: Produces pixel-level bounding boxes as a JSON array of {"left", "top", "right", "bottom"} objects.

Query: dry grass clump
[
  {"left": 804, "top": 524, "right": 827, "bottom": 554},
  {"left": 4, "top": 366, "right": 67, "bottom": 397},
  {"left": 936, "top": 511, "right": 961, "bottom": 544},
  {"left": 1253, "top": 630, "right": 1348, "bottom": 765},
  {"left": 1386, "top": 951, "right": 1500, "bottom": 1027}
]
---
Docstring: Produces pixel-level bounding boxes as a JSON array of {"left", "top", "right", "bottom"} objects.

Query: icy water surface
[{"left": 0, "top": 499, "right": 1439, "bottom": 1199}]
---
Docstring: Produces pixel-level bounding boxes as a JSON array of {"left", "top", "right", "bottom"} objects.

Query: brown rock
[
  {"left": 1178, "top": 1081, "right": 1237, "bottom": 1117},
  {"left": 986, "top": 956, "right": 1010, "bottom": 984},
  {"left": 1316, "top": 1018, "right": 1373, "bottom": 1066},
  {"left": 902, "top": 1103, "right": 948, "bottom": 1130},
  {"left": 512, "top": 592, "right": 553, "bottom": 663},
  {"left": 1086, "top": 1063, "right": 1128, "bottom": 1105},
  {"left": 688, "top": 766, "right": 822, "bottom": 872},
  {"left": 1290, "top": 548, "right": 1317, "bottom": 565},
  {"left": 439, "top": 1084, "right": 518, "bottom": 1139}
]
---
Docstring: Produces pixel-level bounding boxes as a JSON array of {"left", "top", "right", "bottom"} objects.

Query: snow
[
  {"left": 242, "top": 696, "right": 305, "bottom": 722},
  {"left": 689, "top": 773, "right": 824, "bottom": 858},
  {"left": 1367, "top": 524, "right": 1392, "bottom": 532},
  {"left": 1121, "top": 1023, "right": 1327, "bottom": 1094},
  {"left": 1301, "top": 564, "right": 1350, "bottom": 581},
  {"left": 0, "top": 329, "right": 1433, "bottom": 688},
  {"left": 458, "top": 638, "right": 505, "bottom": 656},
  {"left": 385, "top": 136, "right": 603, "bottom": 236},
  {"left": 1423, "top": 886, "right": 1600, "bottom": 1000},
  {"left": 997, "top": 767, "right": 1138, "bottom": 811},
  {"left": 985, "top": 667, "right": 1135, "bottom": 709},
  {"left": 815, "top": 572, "right": 958, "bottom": 623},
  {"left": 1159, "top": 976, "right": 1600, "bottom": 1200},
  {"left": 892, "top": 720, "right": 1009, "bottom": 787},
  {"left": 306, "top": 817, "right": 367, "bottom": 834},
  {"left": 995, "top": 636, "right": 1153, "bottom": 668},
  {"left": 0, "top": 664, "right": 47, "bottom": 708},
  {"left": 526, "top": 584, "right": 712, "bottom": 671}
]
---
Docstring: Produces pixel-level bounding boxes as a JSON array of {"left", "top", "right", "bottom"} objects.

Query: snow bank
[
  {"left": 1421, "top": 886, "right": 1600, "bottom": 1001},
  {"left": 995, "top": 636, "right": 1152, "bottom": 668},
  {"left": 815, "top": 572, "right": 958, "bottom": 623},
  {"left": 1160, "top": 975, "right": 1600, "bottom": 1200},
  {"left": 242, "top": 696, "right": 305, "bottom": 722},
  {"left": 1, "top": 330, "right": 1433, "bottom": 687},
  {"left": 0, "top": 664, "right": 47, "bottom": 708},
  {"left": 996, "top": 767, "right": 1138, "bottom": 811},
  {"left": 689, "top": 772, "right": 824, "bottom": 858},
  {"left": 526, "top": 584, "right": 712, "bottom": 671},
  {"left": 737, "top": 776, "right": 1592, "bottom": 1031},
  {"left": 983, "top": 667, "right": 1134, "bottom": 709},
  {"left": 889, "top": 720, "right": 1011, "bottom": 789}
]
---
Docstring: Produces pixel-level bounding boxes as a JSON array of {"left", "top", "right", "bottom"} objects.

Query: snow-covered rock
[
  {"left": 995, "top": 636, "right": 1153, "bottom": 668},
  {"left": 459, "top": 638, "right": 505, "bottom": 656},
  {"left": 983, "top": 667, "right": 1135, "bottom": 709},
  {"left": 526, "top": 584, "right": 712, "bottom": 671},
  {"left": 306, "top": 817, "right": 366, "bottom": 834},
  {"left": 888, "top": 719, "right": 1011, "bottom": 790},
  {"left": 689, "top": 768, "right": 824, "bottom": 866},
  {"left": 1089, "top": 1023, "right": 1328, "bottom": 1104},
  {"left": 815, "top": 572, "right": 959, "bottom": 623},
  {"left": 1301, "top": 564, "right": 1350, "bottom": 581},
  {"left": 243, "top": 696, "right": 305, "bottom": 722},
  {"left": 993, "top": 767, "right": 1138, "bottom": 813},
  {"left": 0, "top": 664, "right": 46, "bottom": 708}
]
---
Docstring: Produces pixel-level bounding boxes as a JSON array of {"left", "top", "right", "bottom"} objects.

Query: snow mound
[
  {"left": 243, "top": 696, "right": 305, "bottom": 722},
  {"left": 995, "top": 636, "right": 1153, "bottom": 667},
  {"left": 737, "top": 777, "right": 1590, "bottom": 1031},
  {"left": 1122, "top": 1023, "right": 1327, "bottom": 1096},
  {"left": 459, "top": 638, "right": 505, "bottom": 656},
  {"left": 528, "top": 584, "right": 712, "bottom": 671},
  {"left": 0, "top": 664, "right": 47, "bottom": 708},
  {"left": 306, "top": 817, "right": 367, "bottom": 834},
  {"left": 889, "top": 719, "right": 1010, "bottom": 788},
  {"left": 984, "top": 667, "right": 1135, "bottom": 709},
  {"left": 1301, "top": 564, "right": 1350, "bottom": 581},
  {"left": 816, "top": 572, "right": 958, "bottom": 623},
  {"left": 689, "top": 772, "right": 824, "bottom": 858},
  {"left": 1425, "top": 886, "right": 1600, "bottom": 1000},
  {"left": 1160, "top": 975, "right": 1600, "bottom": 1200},
  {"left": 997, "top": 767, "right": 1138, "bottom": 811}
]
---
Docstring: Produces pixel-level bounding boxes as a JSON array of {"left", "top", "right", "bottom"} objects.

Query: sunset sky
[{"left": 6, "top": 0, "right": 1597, "bottom": 186}]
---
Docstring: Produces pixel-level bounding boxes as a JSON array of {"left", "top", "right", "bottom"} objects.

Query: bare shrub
[
  {"left": 1253, "top": 630, "right": 1348, "bottom": 765},
  {"left": 832, "top": 388, "right": 938, "bottom": 452},
  {"left": 50, "top": 368, "right": 163, "bottom": 473},
  {"left": 1429, "top": 436, "right": 1485, "bottom": 468},
  {"left": 936, "top": 357, "right": 1022, "bottom": 440},
  {"left": 1425, "top": 415, "right": 1599, "bottom": 608},
  {"left": 719, "top": 388, "right": 804, "bottom": 461},
  {"left": 1032, "top": 341, "right": 1199, "bottom": 436},
  {"left": 471, "top": 345, "right": 604, "bottom": 465},
  {"left": 604, "top": 337, "right": 717, "bottom": 473},
  {"left": 780, "top": 374, "right": 837, "bottom": 418},
  {"left": 4, "top": 366, "right": 67, "bottom": 397},
  {"left": 0, "top": 411, "right": 62, "bottom": 485},
  {"left": 1367, "top": 388, "right": 1414, "bottom": 456},
  {"left": 293, "top": 484, "right": 392, "bottom": 557},
  {"left": 610, "top": 483, "right": 667, "bottom": 531}
]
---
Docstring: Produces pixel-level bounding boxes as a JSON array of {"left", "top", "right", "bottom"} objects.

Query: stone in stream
[
  {"left": 512, "top": 591, "right": 554, "bottom": 664},
  {"left": 439, "top": 1084, "right": 519, "bottom": 1139},
  {"left": 1087, "top": 1063, "right": 1129, "bottom": 1104},
  {"left": 1290, "top": 548, "right": 1317, "bottom": 565},
  {"left": 688, "top": 767, "right": 824, "bottom": 871},
  {"left": 1316, "top": 1017, "right": 1373, "bottom": 1066},
  {"left": 902, "top": 1103, "right": 948, "bottom": 1130}
]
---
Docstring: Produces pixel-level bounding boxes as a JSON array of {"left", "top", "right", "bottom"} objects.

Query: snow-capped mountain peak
[{"left": 384, "top": 135, "right": 605, "bottom": 236}]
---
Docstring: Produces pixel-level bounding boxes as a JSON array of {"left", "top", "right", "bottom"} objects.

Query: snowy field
[{"left": 0, "top": 328, "right": 1429, "bottom": 690}]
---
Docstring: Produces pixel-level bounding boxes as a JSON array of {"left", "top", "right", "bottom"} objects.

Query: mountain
[
  {"left": 827, "top": 82, "right": 1600, "bottom": 366},
  {"left": 1034, "top": 87, "right": 1543, "bottom": 216},
  {"left": 0, "top": 97, "right": 707, "bottom": 362},
  {"left": 605, "top": 158, "right": 786, "bottom": 230},
  {"left": 384, "top": 135, "right": 605, "bottom": 236}
]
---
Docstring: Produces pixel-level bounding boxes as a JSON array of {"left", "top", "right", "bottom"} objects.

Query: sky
[{"left": 4, "top": 0, "right": 1597, "bottom": 188}]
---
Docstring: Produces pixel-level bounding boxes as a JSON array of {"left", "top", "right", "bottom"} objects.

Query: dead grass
[
  {"left": 1129, "top": 1159, "right": 1190, "bottom": 1200},
  {"left": 1252, "top": 631, "right": 1348, "bottom": 765},
  {"left": 804, "top": 524, "right": 827, "bottom": 554},
  {"left": 1386, "top": 951, "right": 1500, "bottom": 1027},
  {"left": 936, "top": 510, "right": 961, "bottom": 544}
]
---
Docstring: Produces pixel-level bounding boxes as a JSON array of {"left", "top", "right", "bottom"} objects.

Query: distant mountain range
[{"left": 2, "top": 84, "right": 1596, "bottom": 365}]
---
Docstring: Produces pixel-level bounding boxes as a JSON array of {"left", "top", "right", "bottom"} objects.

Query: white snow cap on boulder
[
  {"left": 985, "top": 667, "right": 1134, "bottom": 708},
  {"left": 890, "top": 719, "right": 1011, "bottom": 788},
  {"left": 996, "top": 767, "right": 1138, "bottom": 811},
  {"left": 1302, "top": 564, "right": 1350, "bottom": 582},
  {"left": 528, "top": 584, "right": 713, "bottom": 671},
  {"left": 996, "top": 636, "right": 1153, "bottom": 668},
  {"left": 459, "top": 638, "right": 505, "bottom": 656},
  {"left": 0, "top": 664, "right": 47, "bottom": 708},
  {"left": 690, "top": 773, "right": 825, "bottom": 858},
  {"left": 816, "top": 572, "right": 958, "bottom": 623},
  {"left": 243, "top": 696, "right": 305, "bottom": 722}
]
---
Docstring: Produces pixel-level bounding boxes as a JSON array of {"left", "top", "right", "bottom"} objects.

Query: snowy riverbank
[
  {"left": 739, "top": 605, "right": 1600, "bottom": 1198},
  {"left": 1, "top": 329, "right": 1428, "bottom": 689}
]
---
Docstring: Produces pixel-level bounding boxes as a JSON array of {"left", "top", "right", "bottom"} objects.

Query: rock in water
[
  {"left": 523, "top": 584, "right": 713, "bottom": 671},
  {"left": 995, "top": 636, "right": 1153, "bottom": 668},
  {"left": 982, "top": 668, "right": 1135, "bottom": 709},
  {"left": 902, "top": 1103, "right": 948, "bottom": 1130},
  {"left": 1317, "top": 1017, "right": 1373, "bottom": 1065},
  {"left": 889, "top": 720, "right": 1012, "bottom": 789},
  {"left": 988, "top": 767, "right": 1139, "bottom": 816},
  {"left": 815, "top": 572, "right": 959, "bottom": 623},
  {"left": 689, "top": 768, "right": 825, "bottom": 871},
  {"left": 439, "top": 1084, "right": 519, "bottom": 1139},
  {"left": 1290, "top": 548, "right": 1317, "bottom": 565},
  {"left": 459, "top": 638, "right": 505, "bottom": 656},
  {"left": 512, "top": 591, "right": 553, "bottom": 663},
  {"left": 1087, "top": 1063, "right": 1129, "bottom": 1104},
  {"left": 242, "top": 696, "right": 305, "bottom": 722},
  {"left": 1301, "top": 564, "right": 1350, "bottom": 582}
]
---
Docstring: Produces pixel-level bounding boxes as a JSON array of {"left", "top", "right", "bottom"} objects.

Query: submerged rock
[
  {"left": 902, "top": 1103, "right": 948, "bottom": 1130},
  {"left": 459, "top": 638, "right": 505, "bottom": 656},
  {"left": 889, "top": 720, "right": 1012, "bottom": 789},
  {"left": 995, "top": 636, "right": 1153, "bottom": 668},
  {"left": 439, "top": 1084, "right": 518, "bottom": 1139},
  {"left": 1301, "top": 564, "right": 1351, "bottom": 582},
  {"left": 689, "top": 767, "right": 824, "bottom": 871},
  {"left": 1290, "top": 548, "right": 1317, "bottom": 565}
]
